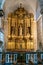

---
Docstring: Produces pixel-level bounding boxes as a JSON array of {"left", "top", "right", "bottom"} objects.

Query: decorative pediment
[{"left": 8, "top": 3, "right": 34, "bottom": 19}]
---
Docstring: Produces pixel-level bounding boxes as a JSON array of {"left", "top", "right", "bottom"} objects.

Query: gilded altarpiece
[{"left": 6, "top": 6, "right": 34, "bottom": 51}]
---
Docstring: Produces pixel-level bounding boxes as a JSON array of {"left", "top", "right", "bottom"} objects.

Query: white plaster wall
[
  {"left": 37, "top": 16, "right": 42, "bottom": 50},
  {"left": 36, "top": 0, "right": 41, "bottom": 20}
]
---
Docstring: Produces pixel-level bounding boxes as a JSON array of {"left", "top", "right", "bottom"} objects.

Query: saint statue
[{"left": 19, "top": 25, "right": 22, "bottom": 36}]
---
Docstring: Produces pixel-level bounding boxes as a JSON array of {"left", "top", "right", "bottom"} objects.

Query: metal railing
[{"left": 0, "top": 52, "right": 43, "bottom": 65}]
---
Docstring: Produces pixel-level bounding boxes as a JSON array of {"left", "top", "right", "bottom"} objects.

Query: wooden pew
[
  {"left": 29, "top": 60, "right": 34, "bottom": 65},
  {"left": 38, "top": 58, "right": 42, "bottom": 65}
]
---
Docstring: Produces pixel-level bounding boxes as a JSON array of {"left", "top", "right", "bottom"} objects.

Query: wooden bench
[
  {"left": 38, "top": 58, "right": 42, "bottom": 65},
  {"left": 29, "top": 60, "right": 34, "bottom": 65}
]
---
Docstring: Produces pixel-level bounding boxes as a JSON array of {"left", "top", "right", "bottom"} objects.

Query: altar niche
[
  {"left": 18, "top": 23, "right": 23, "bottom": 36},
  {"left": 7, "top": 5, "right": 34, "bottom": 52}
]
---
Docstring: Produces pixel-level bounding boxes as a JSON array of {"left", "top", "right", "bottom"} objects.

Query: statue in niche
[
  {"left": 18, "top": 24, "right": 22, "bottom": 36},
  {"left": 20, "top": 44, "right": 22, "bottom": 49},
  {"left": 27, "top": 27, "right": 31, "bottom": 34},
  {"left": 27, "top": 27, "right": 30, "bottom": 37},
  {"left": 11, "top": 26, "right": 15, "bottom": 35}
]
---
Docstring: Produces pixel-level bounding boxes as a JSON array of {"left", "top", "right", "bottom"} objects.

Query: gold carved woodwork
[{"left": 7, "top": 5, "right": 34, "bottom": 51}]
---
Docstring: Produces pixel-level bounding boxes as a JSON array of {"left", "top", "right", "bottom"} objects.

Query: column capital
[{"left": 39, "top": 0, "right": 43, "bottom": 14}]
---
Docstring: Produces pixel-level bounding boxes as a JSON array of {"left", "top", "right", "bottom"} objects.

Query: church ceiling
[
  {"left": 0, "top": 0, "right": 3, "bottom": 8},
  {"left": 0, "top": 0, "right": 39, "bottom": 19},
  {"left": 4, "top": 0, "right": 37, "bottom": 14},
  {"left": 0, "top": 0, "right": 5, "bottom": 9}
]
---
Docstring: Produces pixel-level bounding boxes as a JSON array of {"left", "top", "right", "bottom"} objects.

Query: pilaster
[{"left": 39, "top": 0, "right": 43, "bottom": 48}]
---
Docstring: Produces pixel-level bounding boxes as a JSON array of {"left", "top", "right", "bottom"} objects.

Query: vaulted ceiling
[
  {"left": 0, "top": 0, "right": 3, "bottom": 8},
  {"left": 0, "top": 0, "right": 40, "bottom": 20},
  {"left": 0, "top": 0, "right": 5, "bottom": 9},
  {"left": 0, "top": 0, "right": 3, "bottom": 5},
  {"left": 4, "top": 0, "right": 37, "bottom": 13}
]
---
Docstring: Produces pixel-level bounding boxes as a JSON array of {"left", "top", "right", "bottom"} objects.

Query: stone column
[
  {"left": 0, "top": 17, "right": 4, "bottom": 52},
  {"left": 0, "top": 17, "right": 2, "bottom": 28},
  {"left": 39, "top": 0, "right": 43, "bottom": 48},
  {"left": 41, "top": 13, "right": 43, "bottom": 47}
]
